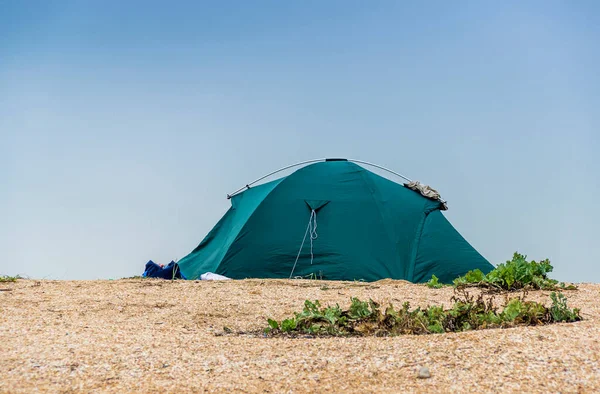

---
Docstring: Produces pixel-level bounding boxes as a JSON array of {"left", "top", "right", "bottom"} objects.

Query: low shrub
[
  {"left": 0, "top": 275, "right": 21, "bottom": 283},
  {"left": 451, "top": 252, "right": 577, "bottom": 292},
  {"left": 265, "top": 290, "right": 581, "bottom": 337}
]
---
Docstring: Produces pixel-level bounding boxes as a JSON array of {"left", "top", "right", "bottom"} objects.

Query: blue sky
[{"left": 1, "top": 1, "right": 599, "bottom": 282}]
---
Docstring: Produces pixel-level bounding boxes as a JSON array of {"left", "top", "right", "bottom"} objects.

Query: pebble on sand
[{"left": 418, "top": 366, "right": 431, "bottom": 379}]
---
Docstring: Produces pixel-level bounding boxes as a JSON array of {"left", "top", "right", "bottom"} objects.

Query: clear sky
[{"left": 1, "top": 1, "right": 599, "bottom": 282}]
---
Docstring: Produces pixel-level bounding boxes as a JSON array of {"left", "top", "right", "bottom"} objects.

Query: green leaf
[
  {"left": 267, "top": 319, "right": 279, "bottom": 330},
  {"left": 501, "top": 299, "right": 523, "bottom": 322},
  {"left": 281, "top": 318, "right": 297, "bottom": 332},
  {"left": 427, "top": 274, "right": 444, "bottom": 289}
]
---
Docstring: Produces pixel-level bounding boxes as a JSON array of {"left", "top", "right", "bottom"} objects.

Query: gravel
[{"left": 1, "top": 278, "right": 599, "bottom": 393}]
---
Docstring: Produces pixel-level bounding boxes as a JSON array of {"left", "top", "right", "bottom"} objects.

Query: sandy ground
[{"left": 1, "top": 278, "right": 599, "bottom": 393}]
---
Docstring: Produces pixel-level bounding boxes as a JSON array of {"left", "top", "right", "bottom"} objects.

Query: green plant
[
  {"left": 452, "top": 269, "right": 485, "bottom": 287},
  {"left": 348, "top": 297, "right": 374, "bottom": 319},
  {"left": 549, "top": 292, "right": 581, "bottom": 322},
  {"left": 499, "top": 297, "right": 549, "bottom": 326},
  {"left": 265, "top": 290, "right": 581, "bottom": 337},
  {"left": 426, "top": 274, "right": 445, "bottom": 289},
  {"left": 0, "top": 275, "right": 21, "bottom": 283},
  {"left": 453, "top": 252, "right": 576, "bottom": 292},
  {"left": 267, "top": 319, "right": 279, "bottom": 330},
  {"left": 281, "top": 318, "right": 298, "bottom": 332}
]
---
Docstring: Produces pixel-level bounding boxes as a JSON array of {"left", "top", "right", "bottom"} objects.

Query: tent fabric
[{"left": 178, "top": 160, "right": 493, "bottom": 283}]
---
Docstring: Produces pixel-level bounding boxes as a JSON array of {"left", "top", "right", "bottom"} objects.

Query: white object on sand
[{"left": 200, "top": 272, "right": 231, "bottom": 281}]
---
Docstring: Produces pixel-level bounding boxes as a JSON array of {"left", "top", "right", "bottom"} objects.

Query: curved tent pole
[
  {"left": 226, "top": 158, "right": 415, "bottom": 199},
  {"left": 226, "top": 158, "right": 327, "bottom": 199}
]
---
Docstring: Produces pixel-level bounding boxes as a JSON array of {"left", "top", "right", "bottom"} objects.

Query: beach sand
[{"left": 1, "top": 278, "right": 599, "bottom": 393}]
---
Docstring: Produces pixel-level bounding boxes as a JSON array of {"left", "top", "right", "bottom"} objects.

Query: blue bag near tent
[{"left": 142, "top": 260, "right": 183, "bottom": 279}]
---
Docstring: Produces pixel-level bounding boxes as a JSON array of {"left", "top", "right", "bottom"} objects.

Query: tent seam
[
  {"left": 358, "top": 169, "right": 406, "bottom": 279},
  {"left": 359, "top": 169, "right": 397, "bottom": 251},
  {"left": 407, "top": 206, "right": 435, "bottom": 282}
]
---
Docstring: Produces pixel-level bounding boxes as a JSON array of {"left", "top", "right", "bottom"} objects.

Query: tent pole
[
  {"left": 227, "top": 158, "right": 415, "bottom": 199},
  {"left": 227, "top": 158, "right": 327, "bottom": 199}
]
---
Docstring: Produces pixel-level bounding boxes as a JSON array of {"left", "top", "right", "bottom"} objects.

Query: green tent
[{"left": 178, "top": 159, "right": 493, "bottom": 283}]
